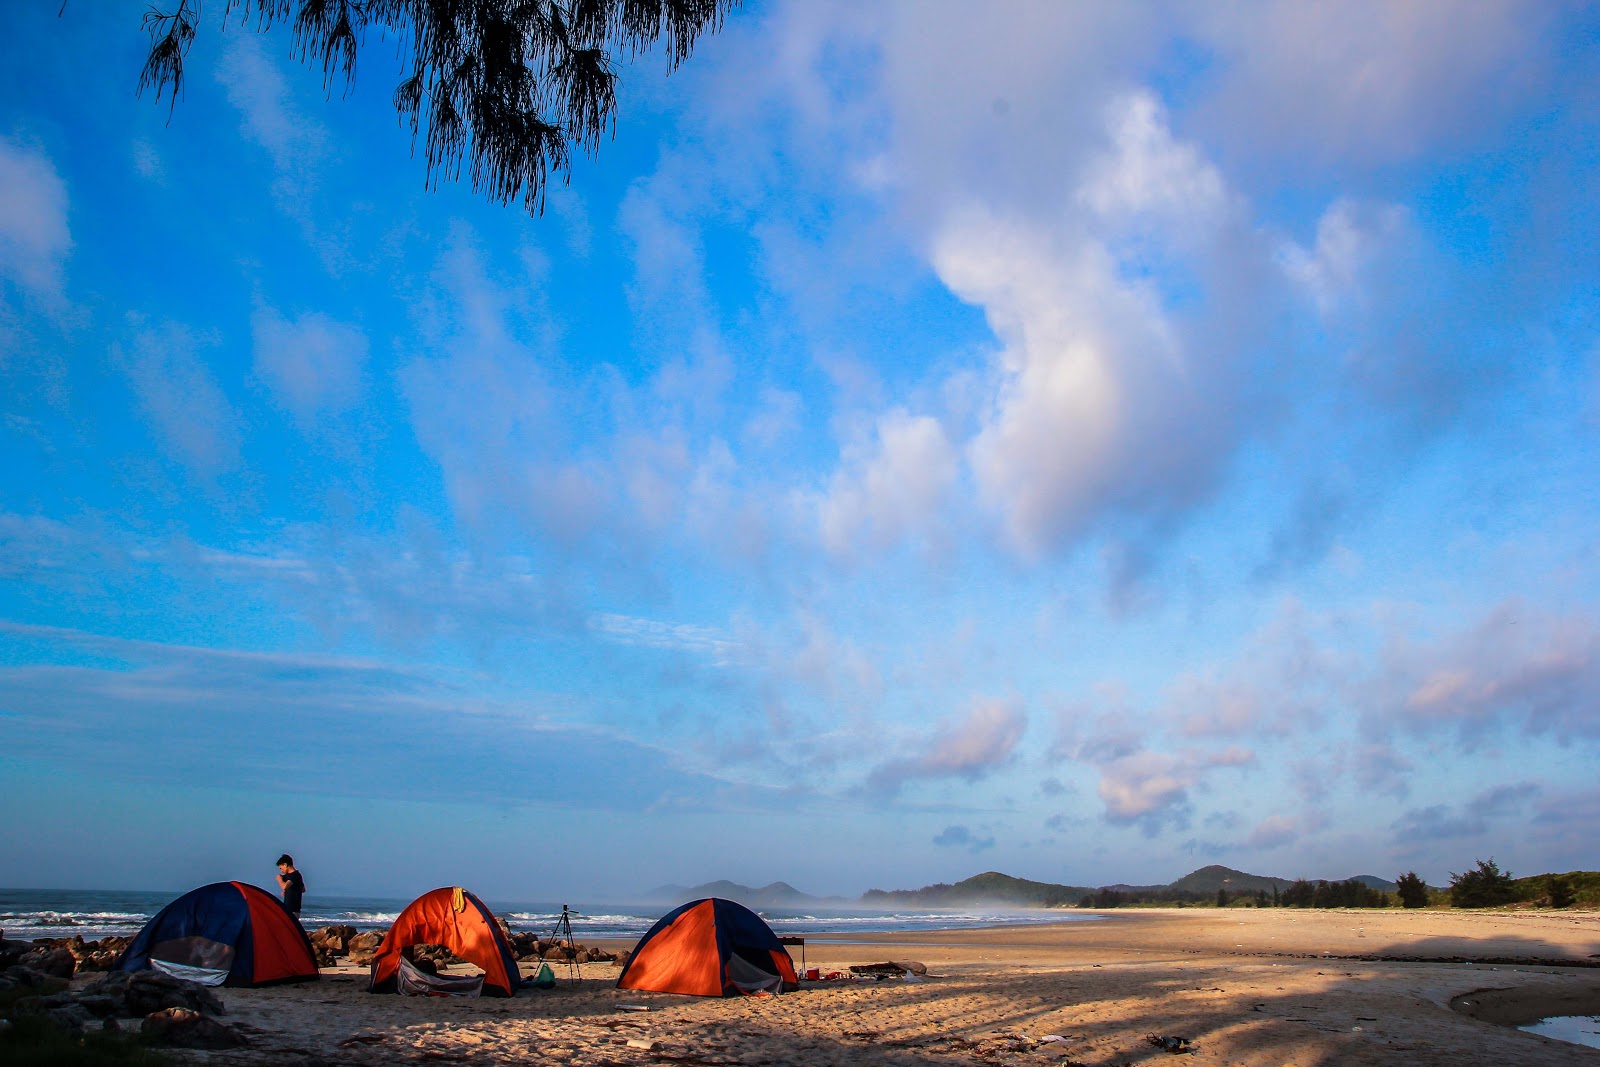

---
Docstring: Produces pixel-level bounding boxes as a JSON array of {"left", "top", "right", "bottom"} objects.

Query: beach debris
[
  {"left": 626, "top": 1037, "right": 659, "bottom": 1050},
  {"left": 849, "top": 960, "right": 928, "bottom": 976},
  {"left": 142, "top": 1006, "right": 247, "bottom": 1049},
  {"left": 1145, "top": 1034, "right": 1196, "bottom": 1054},
  {"left": 616, "top": 1003, "right": 653, "bottom": 1012}
]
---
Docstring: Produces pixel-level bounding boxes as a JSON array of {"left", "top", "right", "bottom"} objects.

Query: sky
[{"left": 2, "top": 1, "right": 1599, "bottom": 902}]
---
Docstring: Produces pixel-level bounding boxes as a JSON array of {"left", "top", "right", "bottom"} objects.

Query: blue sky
[{"left": 3, "top": 1, "right": 1599, "bottom": 900}]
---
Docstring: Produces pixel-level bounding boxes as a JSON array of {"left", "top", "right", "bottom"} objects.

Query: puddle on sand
[{"left": 1518, "top": 1015, "right": 1600, "bottom": 1051}]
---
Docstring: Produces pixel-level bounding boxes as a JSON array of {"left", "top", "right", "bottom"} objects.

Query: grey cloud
[
  {"left": 932, "top": 825, "right": 995, "bottom": 853},
  {"left": 1389, "top": 781, "right": 1540, "bottom": 849},
  {"left": 1369, "top": 602, "right": 1600, "bottom": 745}
]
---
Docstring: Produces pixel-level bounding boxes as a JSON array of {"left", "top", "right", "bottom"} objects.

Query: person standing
[{"left": 276, "top": 854, "right": 305, "bottom": 916}]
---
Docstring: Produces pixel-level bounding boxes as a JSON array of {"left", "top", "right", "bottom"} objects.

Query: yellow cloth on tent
[{"left": 452, "top": 887, "right": 466, "bottom": 913}]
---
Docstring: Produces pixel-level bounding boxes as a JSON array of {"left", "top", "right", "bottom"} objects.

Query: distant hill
[
  {"left": 1349, "top": 875, "right": 1399, "bottom": 893},
  {"left": 861, "top": 871, "right": 1092, "bottom": 908},
  {"left": 1168, "top": 865, "right": 1292, "bottom": 894},
  {"left": 642, "top": 880, "right": 833, "bottom": 908},
  {"left": 1510, "top": 870, "right": 1600, "bottom": 908}
]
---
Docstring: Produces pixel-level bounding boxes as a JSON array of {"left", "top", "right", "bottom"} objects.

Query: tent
[
  {"left": 115, "top": 881, "right": 318, "bottom": 987},
  {"left": 616, "top": 897, "right": 798, "bottom": 997},
  {"left": 368, "top": 887, "right": 521, "bottom": 997}
]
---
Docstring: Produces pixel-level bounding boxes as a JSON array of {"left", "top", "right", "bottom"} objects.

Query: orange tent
[
  {"left": 368, "top": 887, "right": 521, "bottom": 997},
  {"left": 617, "top": 897, "right": 797, "bottom": 997}
]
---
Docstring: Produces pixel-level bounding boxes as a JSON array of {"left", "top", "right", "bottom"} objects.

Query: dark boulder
[
  {"left": 14, "top": 994, "right": 95, "bottom": 1031},
  {"left": 17, "top": 946, "right": 75, "bottom": 979},
  {"left": 0, "top": 938, "right": 32, "bottom": 967},
  {"left": 82, "top": 969, "right": 226, "bottom": 1016},
  {"left": 142, "top": 1006, "right": 247, "bottom": 1049}
]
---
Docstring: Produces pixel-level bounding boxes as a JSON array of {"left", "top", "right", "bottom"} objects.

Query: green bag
[{"left": 532, "top": 962, "right": 556, "bottom": 989}]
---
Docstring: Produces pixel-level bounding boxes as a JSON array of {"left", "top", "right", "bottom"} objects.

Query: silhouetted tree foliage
[
  {"left": 135, "top": 0, "right": 738, "bottom": 214},
  {"left": 1395, "top": 871, "right": 1429, "bottom": 909},
  {"left": 1280, "top": 878, "right": 1388, "bottom": 908},
  {"left": 1449, "top": 858, "right": 1520, "bottom": 908},
  {"left": 1546, "top": 874, "right": 1575, "bottom": 909}
]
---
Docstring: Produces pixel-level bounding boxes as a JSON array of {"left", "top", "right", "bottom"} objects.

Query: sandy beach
[{"left": 112, "top": 907, "right": 1600, "bottom": 1066}]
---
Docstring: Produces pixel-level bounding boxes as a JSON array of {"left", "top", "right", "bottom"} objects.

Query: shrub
[
  {"left": 1395, "top": 871, "right": 1429, "bottom": 909},
  {"left": 1449, "top": 858, "right": 1521, "bottom": 908}
]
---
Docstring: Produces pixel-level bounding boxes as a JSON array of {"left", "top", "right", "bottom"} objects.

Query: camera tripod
[{"left": 542, "top": 903, "right": 582, "bottom": 981}]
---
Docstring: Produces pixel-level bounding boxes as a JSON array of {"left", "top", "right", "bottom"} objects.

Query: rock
[
  {"left": 495, "top": 916, "right": 514, "bottom": 939},
  {"left": 142, "top": 1006, "right": 247, "bottom": 1049},
  {"left": 78, "top": 950, "right": 120, "bottom": 972},
  {"left": 101, "top": 935, "right": 131, "bottom": 955},
  {"left": 76, "top": 994, "right": 119, "bottom": 1018},
  {"left": 346, "top": 930, "right": 384, "bottom": 966},
  {"left": 611, "top": 950, "right": 631, "bottom": 969},
  {"left": 82, "top": 969, "right": 227, "bottom": 1016},
  {"left": 310, "top": 925, "right": 358, "bottom": 956},
  {"left": 574, "top": 950, "right": 591, "bottom": 964},
  {"left": 3, "top": 964, "right": 70, "bottom": 992},
  {"left": 508, "top": 933, "right": 539, "bottom": 960},
  {"left": 18, "top": 946, "right": 76, "bottom": 979},
  {"left": 418, "top": 943, "right": 464, "bottom": 965},
  {"left": 0, "top": 938, "right": 31, "bottom": 967},
  {"left": 13, "top": 992, "right": 96, "bottom": 1031}
]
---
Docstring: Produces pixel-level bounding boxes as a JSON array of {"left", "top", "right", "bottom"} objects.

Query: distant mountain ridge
[
  {"left": 643, "top": 866, "right": 1415, "bottom": 908},
  {"left": 862, "top": 871, "right": 1093, "bottom": 908}
]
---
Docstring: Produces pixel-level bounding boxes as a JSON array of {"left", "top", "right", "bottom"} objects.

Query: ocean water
[{"left": 0, "top": 887, "right": 1099, "bottom": 943}]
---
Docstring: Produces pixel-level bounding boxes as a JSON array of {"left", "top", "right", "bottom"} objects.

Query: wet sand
[{"left": 160, "top": 907, "right": 1600, "bottom": 1065}]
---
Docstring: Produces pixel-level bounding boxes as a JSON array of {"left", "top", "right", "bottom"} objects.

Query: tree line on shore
[{"left": 1080, "top": 860, "right": 1596, "bottom": 910}]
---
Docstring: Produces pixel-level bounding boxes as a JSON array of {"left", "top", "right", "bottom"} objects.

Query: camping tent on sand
[
  {"left": 115, "top": 881, "right": 318, "bottom": 987},
  {"left": 616, "top": 897, "right": 798, "bottom": 997},
  {"left": 368, "top": 886, "right": 521, "bottom": 997}
]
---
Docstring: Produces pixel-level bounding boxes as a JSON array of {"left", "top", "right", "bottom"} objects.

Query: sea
[{"left": 0, "top": 887, "right": 1098, "bottom": 944}]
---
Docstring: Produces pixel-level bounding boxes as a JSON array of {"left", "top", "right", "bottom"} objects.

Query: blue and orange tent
[
  {"left": 116, "top": 881, "right": 318, "bottom": 987},
  {"left": 616, "top": 897, "right": 798, "bottom": 997},
  {"left": 368, "top": 886, "right": 521, "bottom": 997}
]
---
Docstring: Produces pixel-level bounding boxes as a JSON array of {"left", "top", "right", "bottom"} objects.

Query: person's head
[{"left": 277, "top": 854, "right": 294, "bottom": 871}]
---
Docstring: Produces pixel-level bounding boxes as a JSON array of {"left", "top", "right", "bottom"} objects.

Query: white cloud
[
  {"left": 818, "top": 408, "right": 958, "bottom": 557},
  {"left": 1096, "top": 750, "right": 1194, "bottom": 829},
  {"left": 113, "top": 317, "right": 241, "bottom": 480},
  {"left": 1079, "top": 91, "right": 1231, "bottom": 241},
  {"left": 0, "top": 137, "right": 70, "bottom": 300},
  {"left": 251, "top": 307, "right": 368, "bottom": 423},
  {"left": 1279, "top": 199, "right": 1411, "bottom": 318}
]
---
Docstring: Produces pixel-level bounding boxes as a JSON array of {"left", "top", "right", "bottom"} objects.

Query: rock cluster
[
  {"left": 3, "top": 967, "right": 243, "bottom": 1046},
  {"left": 308, "top": 924, "right": 359, "bottom": 967},
  {"left": 301, "top": 922, "right": 618, "bottom": 968},
  {"left": 0, "top": 932, "right": 133, "bottom": 977}
]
